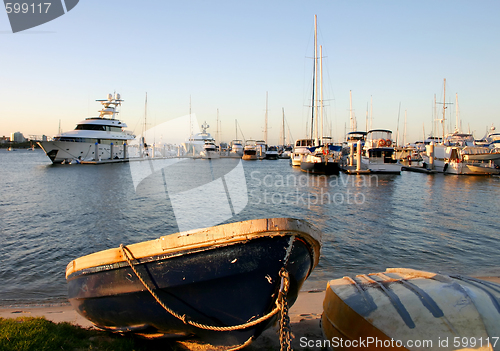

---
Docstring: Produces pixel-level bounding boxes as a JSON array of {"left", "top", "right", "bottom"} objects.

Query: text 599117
[{"left": 5, "top": 3, "right": 52, "bottom": 14}]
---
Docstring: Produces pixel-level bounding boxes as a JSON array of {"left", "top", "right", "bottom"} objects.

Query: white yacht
[
  {"left": 229, "top": 139, "right": 244, "bottom": 157},
  {"left": 361, "top": 129, "right": 401, "bottom": 173},
  {"left": 265, "top": 146, "right": 279, "bottom": 160},
  {"left": 422, "top": 131, "right": 500, "bottom": 175},
  {"left": 290, "top": 138, "right": 313, "bottom": 166},
  {"left": 200, "top": 140, "right": 220, "bottom": 159},
  {"left": 38, "top": 93, "right": 135, "bottom": 164},
  {"left": 242, "top": 139, "right": 258, "bottom": 160},
  {"left": 182, "top": 122, "right": 215, "bottom": 157}
]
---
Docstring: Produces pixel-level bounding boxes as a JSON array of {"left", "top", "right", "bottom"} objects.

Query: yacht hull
[{"left": 38, "top": 141, "right": 127, "bottom": 164}]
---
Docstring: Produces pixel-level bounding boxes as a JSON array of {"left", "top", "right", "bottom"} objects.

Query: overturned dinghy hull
[
  {"left": 67, "top": 218, "right": 321, "bottom": 348},
  {"left": 322, "top": 268, "right": 500, "bottom": 350}
]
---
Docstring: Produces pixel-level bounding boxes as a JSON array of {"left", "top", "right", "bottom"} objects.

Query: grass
[
  {"left": 0, "top": 316, "right": 285, "bottom": 351},
  {"left": 0, "top": 316, "right": 156, "bottom": 351}
]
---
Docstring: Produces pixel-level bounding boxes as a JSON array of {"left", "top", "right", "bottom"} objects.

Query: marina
[
  {"left": 1, "top": 148, "right": 500, "bottom": 348},
  {"left": 3, "top": 3, "right": 500, "bottom": 349}
]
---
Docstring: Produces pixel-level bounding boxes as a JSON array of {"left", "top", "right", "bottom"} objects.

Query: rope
[
  {"left": 120, "top": 236, "right": 296, "bottom": 350},
  {"left": 119, "top": 243, "right": 287, "bottom": 332}
]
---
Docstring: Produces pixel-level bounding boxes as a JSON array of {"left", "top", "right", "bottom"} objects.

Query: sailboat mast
[
  {"left": 349, "top": 90, "right": 353, "bottom": 132},
  {"left": 320, "top": 45, "right": 323, "bottom": 144},
  {"left": 442, "top": 78, "right": 446, "bottom": 142},
  {"left": 314, "top": 15, "right": 319, "bottom": 145},
  {"left": 265, "top": 91, "right": 268, "bottom": 144},
  {"left": 370, "top": 96, "right": 373, "bottom": 130},
  {"left": 282, "top": 108, "right": 285, "bottom": 146},
  {"left": 455, "top": 93, "right": 459, "bottom": 132},
  {"left": 216, "top": 108, "right": 219, "bottom": 145},
  {"left": 142, "top": 92, "right": 148, "bottom": 150}
]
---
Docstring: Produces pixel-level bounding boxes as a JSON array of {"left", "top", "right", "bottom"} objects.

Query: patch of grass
[{"left": 0, "top": 316, "right": 140, "bottom": 351}]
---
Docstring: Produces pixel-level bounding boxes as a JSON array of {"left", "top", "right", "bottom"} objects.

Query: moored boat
[
  {"left": 182, "top": 121, "right": 215, "bottom": 157},
  {"left": 290, "top": 138, "right": 313, "bottom": 166},
  {"left": 265, "top": 145, "right": 279, "bottom": 160},
  {"left": 38, "top": 93, "right": 135, "bottom": 164},
  {"left": 242, "top": 139, "right": 258, "bottom": 160},
  {"left": 361, "top": 129, "right": 401, "bottom": 173},
  {"left": 199, "top": 140, "right": 220, "bottom": 159},
  {"left": 66, "top": 218, "right": 321, "bottom": 348},
  {"left": 322, "top": 268, "right": 500, "bottom": 350},
  {"left": 229, "top": 139, "right": 244, "bottom": 157}
]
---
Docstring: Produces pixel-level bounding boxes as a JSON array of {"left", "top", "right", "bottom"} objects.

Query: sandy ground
[
  {"left": 0, "top": 289, "right": 325, "bottom": 350},
  {"left": 1, "top": 276, "right": 499, "bottom": 350}
]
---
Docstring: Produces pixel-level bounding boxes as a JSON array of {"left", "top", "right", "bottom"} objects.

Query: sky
[{"left": 1, "top": 0, "right": 499, "bottom": 145}]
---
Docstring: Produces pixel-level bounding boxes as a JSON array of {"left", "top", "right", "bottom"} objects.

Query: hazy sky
[{"left": 1, "top": 1, "right": 499, "bottom": 144}]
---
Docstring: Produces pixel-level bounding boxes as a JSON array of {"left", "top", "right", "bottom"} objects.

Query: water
[{"left": 1, "top": 149, "right": 500, "bottom": 307}]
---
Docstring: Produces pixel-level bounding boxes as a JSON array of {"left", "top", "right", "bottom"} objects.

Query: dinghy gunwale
[{"left": 66, "top": 217, "right": 321, "bottom": 278}]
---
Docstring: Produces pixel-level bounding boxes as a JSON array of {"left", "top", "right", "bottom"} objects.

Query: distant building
[
  {"left": 10, "top": 131, "right": 25, "bottom": 143},
  {"left": 0, "top": 136, "right": 9, "bottom": 144}
]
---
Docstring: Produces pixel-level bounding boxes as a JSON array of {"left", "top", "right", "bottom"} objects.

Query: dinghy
[
  {"left": 322, "top": 268, "right": 500, "bottom": 350},
  {"left": 66, "top": 218, "right": 321, "bottom": 348}
]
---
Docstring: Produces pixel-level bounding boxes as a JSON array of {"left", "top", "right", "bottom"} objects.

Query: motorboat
[
  {"left": 38, "top": 93, "right": 135, "bottom": 164},
  {"left": 229, "top": 139, "right": 244, "bottom": 157},
  {"left": 199, "top": 140, "right": 220, "bottom": 159},
  {"left": 322, "top": 268, "right": 500, "bottom": 350},
  {"left": 279, "top": 145, "right": 292, "bottom": 159},
  {"left": 422, "top": 131, "right": 500, "bottom": 174},
  {"left": 300, "top": 144, "right": 342, "bottom": 175},
  {"left": 290, "top": 139, "right": 313, "bottom": 166},
  {"left": 182, "top": 122, "right": 215, "bottom": 157},
  {"left": 265, "top": 145, "right": 279, "bottom": 160},
  {"left": 361, "top": 129, "right": 401, "bottom": 173},
  {"left": 66, "top": 218, "right": 322, "bottom": 349},
  {"left": 242, "top": 139, "right": 258, "bottom": 160}
]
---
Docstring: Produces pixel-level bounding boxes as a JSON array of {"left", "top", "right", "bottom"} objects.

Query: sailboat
[{"left": 300, "top": 16, "right": 342, "bottom": 175}]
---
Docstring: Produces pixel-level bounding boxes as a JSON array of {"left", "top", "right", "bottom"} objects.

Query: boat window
[
  {"left": 55, "top": 137, "right": 98, "bottom": 143},
  {"left": 75, "top": 124, "right": 106, "bottom": 131}
]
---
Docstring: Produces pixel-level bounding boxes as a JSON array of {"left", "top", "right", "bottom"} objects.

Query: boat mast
[
  {"left": 349, "top": 90, "right": 354, "bottom": 132},
  {"left": 320, "top": 45, "right": 324, "bottom": 144},
  {"left": 265, "top": 91, "right": 268, "bottom": 144},
  {"left": 314, "top": 15, "right": 319, "bottom": 145},
  {"left": 455, "top": 93, "right": 459, "bottom": 132},
  {"left": 282, "top": 108, "right": 285, "bottom": 146},
  {"left": 442, "top": 78, "right": 446, "bottom": 142},
  {"left": 142, "top": 92, "right": 148, "bottom": 153},
  {"left": 216, "top": 108, "right": 219, "bottom": 145},
  {"left": 370, "top": 96, "right": 373, "bottom": 130}
]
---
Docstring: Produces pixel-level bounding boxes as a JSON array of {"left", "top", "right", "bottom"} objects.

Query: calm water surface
[{"left": 1, "top": 149, "right": 499, "bottom": 306}]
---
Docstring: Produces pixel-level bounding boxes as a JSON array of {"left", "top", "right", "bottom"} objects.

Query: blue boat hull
[
  {"left": 67, "top": 235, "right": 313, "bottom": 347},
  {"left": 300, "top": 160, "right": 341, "bottom": 175}
]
